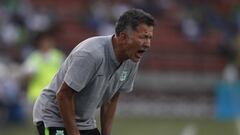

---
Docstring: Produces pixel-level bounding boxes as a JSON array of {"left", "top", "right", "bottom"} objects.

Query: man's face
[{"left": 125, "top": 24, "right": 153, "bottom": 62}]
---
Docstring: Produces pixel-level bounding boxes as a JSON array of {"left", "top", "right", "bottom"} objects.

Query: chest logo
[
  {"left": 56, "top": 130, "right": 64, "bottom": 135},
  {"left": 120, "top": 71, "right": 128, "bottom": 81}
]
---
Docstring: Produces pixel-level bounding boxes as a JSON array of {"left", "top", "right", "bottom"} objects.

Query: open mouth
[
  {"left": 136, "top": 49, "right": 146, "bottom": 58},
  {"left": 138, "top": 50, "right": 145, "bottom": 54}
]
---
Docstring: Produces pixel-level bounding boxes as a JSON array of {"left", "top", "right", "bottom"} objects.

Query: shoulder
[
  {"left": 71, "top": 35, "right": 112, "bottom": 60},
  {"left": 77, "top": 35, "right": 112, "bottom": 50},
  {"left": 25, "top": 51, "right": 41, "bottom": 62}
]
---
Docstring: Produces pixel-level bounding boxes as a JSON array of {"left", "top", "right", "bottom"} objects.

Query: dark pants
[{"left": 36, "top": 121, "right": 101, "bottom": 135}]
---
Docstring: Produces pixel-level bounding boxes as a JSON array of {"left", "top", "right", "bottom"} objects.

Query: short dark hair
[{"left": 115, "top": 8, "right": 155, "bottom": 36}]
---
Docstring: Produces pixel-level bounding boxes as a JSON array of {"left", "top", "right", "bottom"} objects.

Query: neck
[{"left": 112, "top": 35, "right": 126, "bottom": 63}]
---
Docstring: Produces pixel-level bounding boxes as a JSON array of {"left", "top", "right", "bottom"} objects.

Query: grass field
[{"left": 0, "top": 117, "right": 238, "bottom": 135}]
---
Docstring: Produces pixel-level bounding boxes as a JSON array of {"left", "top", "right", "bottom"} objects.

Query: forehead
[{"left": 134, "top": 24, "right": 154, "bottom": 35}]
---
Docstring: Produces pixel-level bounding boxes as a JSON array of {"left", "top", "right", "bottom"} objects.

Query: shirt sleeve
[
  {"left": 119, "top": 62, "right": 139, "bottom": 93},
  {"left": 64, "top": 52, "right": 98, "bottom": 92}
]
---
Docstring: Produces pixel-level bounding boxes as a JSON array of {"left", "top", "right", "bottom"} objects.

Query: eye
[
  {"left": 145, "top": 35, "right": 152, "bottom": 40},
  {"left": 140, "top": 34, "right": 152, "bottom": 40}
]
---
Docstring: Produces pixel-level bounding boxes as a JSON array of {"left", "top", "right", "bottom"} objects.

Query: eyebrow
[{"left": 142, "top": 33, "right": 153, "bottom": 39}]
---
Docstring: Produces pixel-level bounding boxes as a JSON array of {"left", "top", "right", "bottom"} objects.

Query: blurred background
[{"left": 1, "top": 0, "right": 240, "bottom": 135}]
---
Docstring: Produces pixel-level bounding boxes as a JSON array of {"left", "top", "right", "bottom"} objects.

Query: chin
[{"left": 130, "top": 58, "right": 140, "bottom": 63}]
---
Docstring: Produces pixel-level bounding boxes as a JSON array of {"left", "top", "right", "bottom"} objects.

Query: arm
[
  {"left": 56, "top": 82, "right": 80, "bottom": 135},
  {"left": 100, "top": 92, "right": 120, "bottom": 135}
]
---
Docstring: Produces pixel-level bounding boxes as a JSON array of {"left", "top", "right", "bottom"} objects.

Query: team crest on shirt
[
  {"left": 56, "top": 130, "right": 64, "bottom": 135},
  {"left": 120, "top": 71, "right": 128, "bottom": 81}
]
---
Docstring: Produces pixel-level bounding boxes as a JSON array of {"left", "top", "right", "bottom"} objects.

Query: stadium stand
[{"left": 0, "top": 0, "right": 238, "bottom": 119}]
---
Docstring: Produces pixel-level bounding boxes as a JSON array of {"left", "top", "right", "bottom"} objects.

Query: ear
[
  {"left": 119, "top": 32, "right": 128, "bottom": 41},
  {"left": 119, "top": 32, "right": 129, "bottom": 44}
]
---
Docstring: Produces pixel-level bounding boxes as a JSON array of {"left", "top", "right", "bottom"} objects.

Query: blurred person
[
  {"left": 97, "top": 21, "right": 115, "bottom": 36},
  {"left": 22, "top": 32, "right": 64, "bottom": 103},
  {"left": 0, "top": 61, "right": 24, "bottom": 123},
  {"left": 96, "top": 0, "right": 130, "bottom": 36},
  {"left": 131, "top": 0, "right": 161, "bottom": 16},
  {"left": 25, "top": 9, "right": 53, "bottom": 33},
  {"left": 33, "top": 9, "right": 155, "bottom": 135},
  {"left": 82, "top": 0, "right": 131, "bottom": 33},
  {"left": 234, "top": 33, "right": 240, "bottom": 71},
  {"left": 181, "top": 15, "right": 201, "bottom": 43}
]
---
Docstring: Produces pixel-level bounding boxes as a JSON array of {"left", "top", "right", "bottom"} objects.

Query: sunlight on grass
[{"left": 0, "top": 117, "right": 237, "bottom": 135}]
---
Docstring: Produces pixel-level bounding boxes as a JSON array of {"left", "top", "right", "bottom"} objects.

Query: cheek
[
  {"left": 135, "top": 38, "right": 144, "bottom": 45},
  {"left": 126, "top": 40, "right": 141, "bottom": 53},
  {"left": 126, "top": 45, "right": 137, "bottom": 55},
  {"left": 139, "top": 39, "right": 146, "bottom": 45}
]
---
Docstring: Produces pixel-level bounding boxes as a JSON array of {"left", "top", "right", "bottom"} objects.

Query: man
[{"left": 33, "top": 8, "right": 155, "bottom": 135}]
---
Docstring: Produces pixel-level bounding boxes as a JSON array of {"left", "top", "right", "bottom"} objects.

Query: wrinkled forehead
[{"left": 134, "top": 24, "right": 154, "bottom": 35}]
